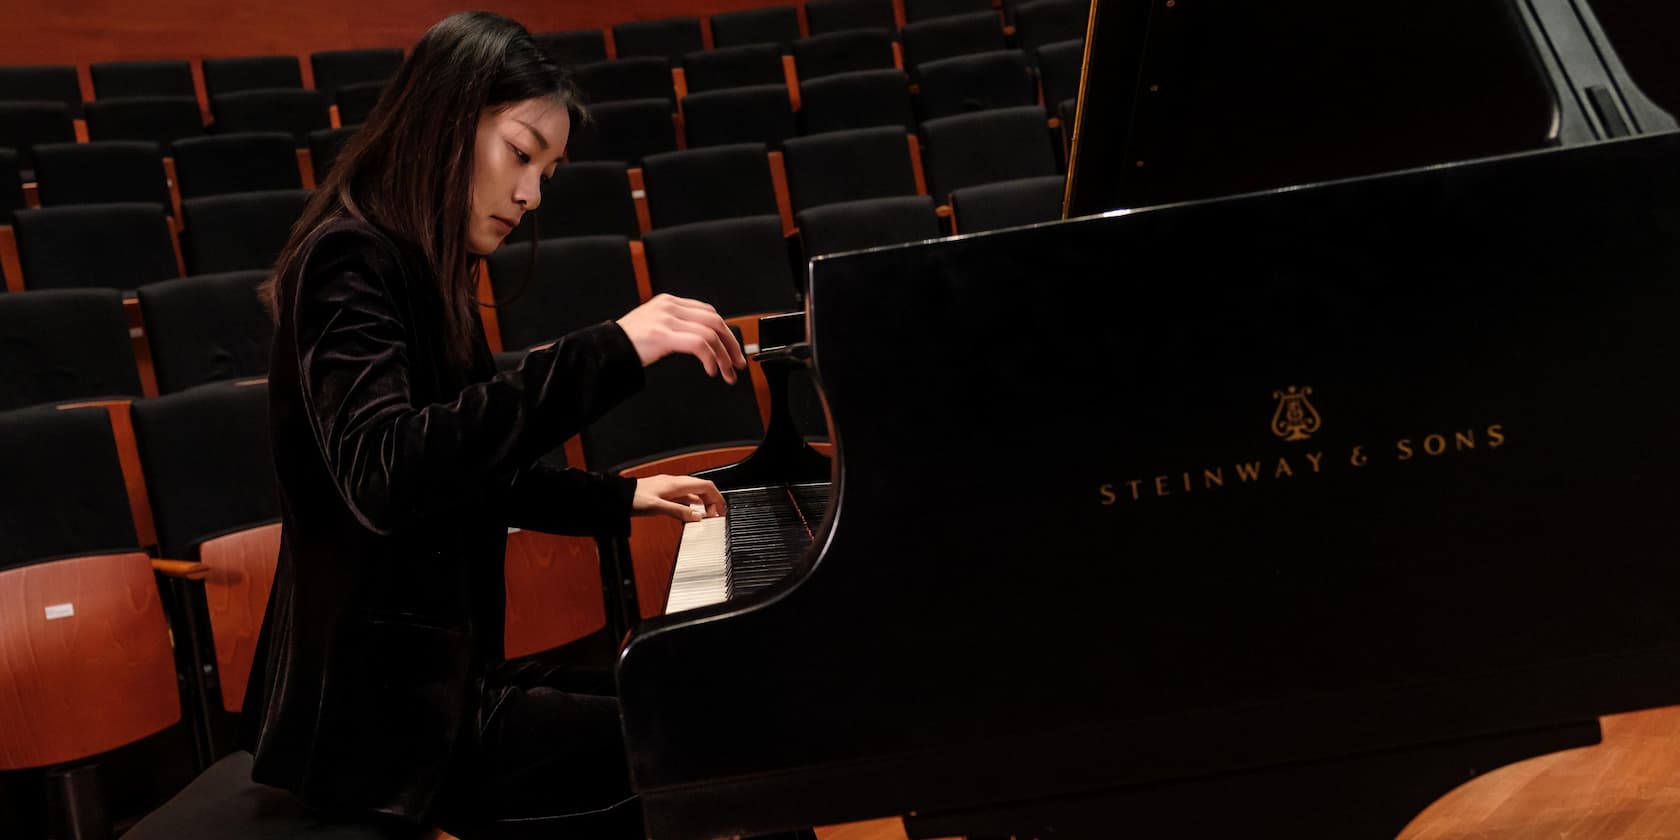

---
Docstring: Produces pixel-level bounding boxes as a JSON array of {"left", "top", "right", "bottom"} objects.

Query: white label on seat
[{"left": 44, "top": 603, "right": 75, "bottom": 620}]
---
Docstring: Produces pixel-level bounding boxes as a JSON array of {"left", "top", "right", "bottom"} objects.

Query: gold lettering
[
  {"left": 1235, "top": 462, "right": 1262, "bottom": 482},
  {"left": 1350, "top": 445, "right": 1368, "bottom": 467},
  {"left": 1154, "top": 475, "right": 1171, "bottom": 497},
  {"left": 1182, "top": 472, "right": 1193, "bottom": 493},
  {"left": 1305, "top": 451, "right": 1323, "bottom": 473},
  {"left": 1487, "top": 424, "right": 1505, "bottom": 448},
  {"left": 1100, "top": 484, "right": 1117, "bottom": 506},
  {"left": 1396, "top": 439, "right": 1414, "bottom": 461},
  {"left": 1424, "top": 434, "right": 1447, "bottom": 456},
  {"left": 1126, "top": 479, "right": 1143, "bottom": 501},
  {"left": 1455, "top": 430, "right": 1475, "bottom": 451},
  {"left": 1274, "top": 457, "right": 1294, "bottom": 479},
  {"left": 1203, "top": 468, "right": 1225, "bottom": 489}
]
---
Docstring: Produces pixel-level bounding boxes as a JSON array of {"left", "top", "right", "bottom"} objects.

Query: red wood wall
[{"left": 0, "top": 0, "right": 798, "bottom": 74}]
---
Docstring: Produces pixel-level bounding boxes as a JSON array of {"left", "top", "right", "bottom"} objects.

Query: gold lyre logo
[{"left": 1271, "top": 386, "right": 1322, "bottom": 442}]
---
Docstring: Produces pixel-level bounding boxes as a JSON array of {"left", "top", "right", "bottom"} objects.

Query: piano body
[{"left": 617, "top": 129, "right": 1680, "bottom": 838}]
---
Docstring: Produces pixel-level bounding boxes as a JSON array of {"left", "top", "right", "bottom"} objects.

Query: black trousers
[{"left": 436, "top": 633, "right": 642, "bottom": 839}]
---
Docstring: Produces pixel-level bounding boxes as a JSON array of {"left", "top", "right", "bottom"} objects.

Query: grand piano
[{"left": 615, "top": 2, "right": 1680, "bottom": 838}]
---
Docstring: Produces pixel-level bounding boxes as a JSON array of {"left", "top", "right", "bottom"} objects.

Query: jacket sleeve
[
  {"left": 505, "top": 462, "right": 638, "bottom": 538},
  {"left": 293, "top": 230, "right": 645, "bottom": 536}
]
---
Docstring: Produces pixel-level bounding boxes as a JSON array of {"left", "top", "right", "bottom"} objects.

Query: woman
[{"left": 243, "top": 11, "right": 745, "bottom": 835}]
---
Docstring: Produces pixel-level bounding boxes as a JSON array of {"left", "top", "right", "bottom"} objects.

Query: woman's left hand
[{"left": 632, "top": 474, "right": 725, "bottom": 522}]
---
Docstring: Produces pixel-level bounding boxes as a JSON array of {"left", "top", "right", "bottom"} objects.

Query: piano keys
[{"left": 666, "top": 482, "right": 832, "bottom": 613}]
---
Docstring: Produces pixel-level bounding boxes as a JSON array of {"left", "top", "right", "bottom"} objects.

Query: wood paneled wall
[{"left": 0, "top": 0, "right": 794, "bottom": 73}]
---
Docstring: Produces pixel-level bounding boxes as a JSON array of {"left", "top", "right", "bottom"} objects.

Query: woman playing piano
[{"left": 243, "top": 12, "right": 740, "bottom": 837}]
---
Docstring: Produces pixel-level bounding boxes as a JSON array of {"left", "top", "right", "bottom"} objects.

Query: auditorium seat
[
  {"left": 580, "top": 348, "right": 764, "bottom": 473},
  {"left": 795, "top": 194, "right": 942, "bottom": 256},
  {"left": 901, "top": 11, "right": 1008, "bottom": 72},
  {"left": 613, "top": 16, "right": 706, "bottom": 66},
  {"left": 13, "top": 203, "right": 179, "bottom": 292},
  {"left": 201, "top": 55, "right": 303, "bottom": 97},
  {"left": 1, "top": 149, "right": 23, "bottom": 293},
  {"left": 1036, "top": 38, "right": 1085, "bottom": 109},
  {"left": 308, "top": 126, "right": 358, "bottom": 182},
  {"left": 90, "top": 60, "right": 196, "bottom": 100},
  {"left": 792, "top": 28, "right": 898, "bottom": 81},
  {"left": 0, "top": 404, "right": 182, "bottom": 838},
  {"left": 904, "top": 0, "right": 996, "bottom": 23},
  {"left": 921, "top": 105, "right": 1059, "bottom": 199},
  {"left": 0, "top": 149, "right": 23, "bottom": 224},
  {"left": 709, "top": 5, "right": 802, "bottom": 49},
  {"left": 32, "top": 141, "right": 171, "bottom": 210},
  {"left": 681, "top": 85, "right": 797, "bottom": 149},
  {"left": 573, "top": 57, "right": 678, "bottom": 107},
  {"left": 0, "top": 289, "right": 142, "bottom": 409},
  {"left": 334, "top": 80, "right": 386, "bottom": 125},
  {"left": 486, "top": 235, "right": 643, "bottom": 351},
  {"left": 804, "top": 0, "right": 898, "bottom": 36},
  {"left": 178, "top": 189, "right": 309, "bottom": 275},
  {"left": 0, "top": 64, "right": 82, "bottom": 117},
  {"left": 799, "top": 68, "right": 916, "bottom": 132},
  {"left": 564, "top": 98, "right": 678, "bottom": 165},
  {"left": 309, "top": 48, "right": 403, "bottom": 106},
  {"left": 1014, "top": 0, "right": 1091, "bottom": 53},
  {"left": 136, "top": 270, "right": 272, "bottom": 393},
  {"left": 0, "top": 101, "right": 75, "bottom": 178},
  {"left": 210, "top": 89, "right": 331, "bottom": 145},
  {"left": 782, "top": 126, "right": 920, "bottom": 213},
  {"left": 533, "top": 29, "right": 609, "bottom": 66},
  {"left": 642, "top": 144, "right": 780, "bottom": 228},
  {"left": 642, "top": 214, "right": 798, "bottom": 317},
  {"left": 170, "top": 133, "right": 302, "bottom": 199},
  {"left": 915, "top": 49, "right": 1035, "bottom": 119},
  {"left": 949, "top": 174, "right": 1065, "bottom": 232},
  {"left": 84, "top": 97, "right": 205, "bottom": 146},
  {"left": 682, "top": 43, "right": 786, "bottom": 94},
  {"left": 505, "top": 161, "right": 640, "bottom": 241},
  {"left": 131, "top": 378, "right": 280, "bottom": 714}
]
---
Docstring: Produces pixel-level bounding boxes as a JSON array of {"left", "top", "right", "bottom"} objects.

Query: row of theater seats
[{"left": 1, "top": 112, "right": 1064, "bottom": 294}]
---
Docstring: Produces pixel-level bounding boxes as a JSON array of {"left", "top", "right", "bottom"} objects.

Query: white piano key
[{"left": 665, "top": 515, "right": 730, "bottom": 613}]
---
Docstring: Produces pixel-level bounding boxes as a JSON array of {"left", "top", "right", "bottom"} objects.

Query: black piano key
[{"left": 721, "top": 482, "right": 833, "bottom": 600}]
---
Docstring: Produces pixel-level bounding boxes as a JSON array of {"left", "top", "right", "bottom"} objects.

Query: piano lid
[
  {"left": 1066, "top": 0, "right": 1677, "bottom": 215},
  {"left": 619, "top": 131, "right": 1680, "bottom": 837}
]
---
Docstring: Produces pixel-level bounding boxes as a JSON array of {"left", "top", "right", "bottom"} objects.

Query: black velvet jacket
[{"left": 240, "top": 218, "right": 644, "bottom": 822}]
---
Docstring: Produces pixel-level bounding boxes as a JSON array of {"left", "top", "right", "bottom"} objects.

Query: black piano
[
  {"left": 617, "top": 130, "right": 1680, "bottom": 838},
  {"left": 613, "top": 0, "right": 1680, "bottom": 835}
]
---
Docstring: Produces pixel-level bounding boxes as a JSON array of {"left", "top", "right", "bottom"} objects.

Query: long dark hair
[{"left": 259, "top": 11, "right": 585, "bottom": 366}]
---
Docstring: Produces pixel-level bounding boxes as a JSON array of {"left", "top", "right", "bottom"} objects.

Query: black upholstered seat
[
  {"left": 0, "top": 289, "right": 142, "bottom": 410},
  {"left": 178, "top": 189, "right": 310, "bottom": 275},
  {"left": 12, "top": 202, "right": 178, "bottom": 291},
  {"left": 90, "top": 60, "right": 196, "bottom": 100},
  {"left": 709, "top": 5, "right": 802, "bottom": 49},
  {"left": 485, "top": 235, "right": 642, "bottom": 352},
  {"left": 782, "top": 126, "right": 919, "bottom": 213},
  {"left": 136, "top": 270, "right": 273, "bottom": 393},
  {"left": 641, "top": 144, "right": 779, "bottom": 228},
  {"left": 795, "top": 194, "right": 943, "bottom": 257},
  {"left": 798, "top": 69, "right": 916, "bottom": 133}
]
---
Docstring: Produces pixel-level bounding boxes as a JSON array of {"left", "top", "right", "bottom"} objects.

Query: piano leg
[{"left": 901, "top": 720, "right": 1602, "bottom": 839}]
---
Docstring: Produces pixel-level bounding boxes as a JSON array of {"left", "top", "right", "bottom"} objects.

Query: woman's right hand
[{"left": 616, "top": 294, "right": 749, "bottom": 384}]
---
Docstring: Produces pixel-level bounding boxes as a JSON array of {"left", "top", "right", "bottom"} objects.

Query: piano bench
[
  {"left": 122, "top": 750, "right": 645, "bottom": 840},
  {"left": 121, "top": 751, "right": 432, "bottom": 839}
]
